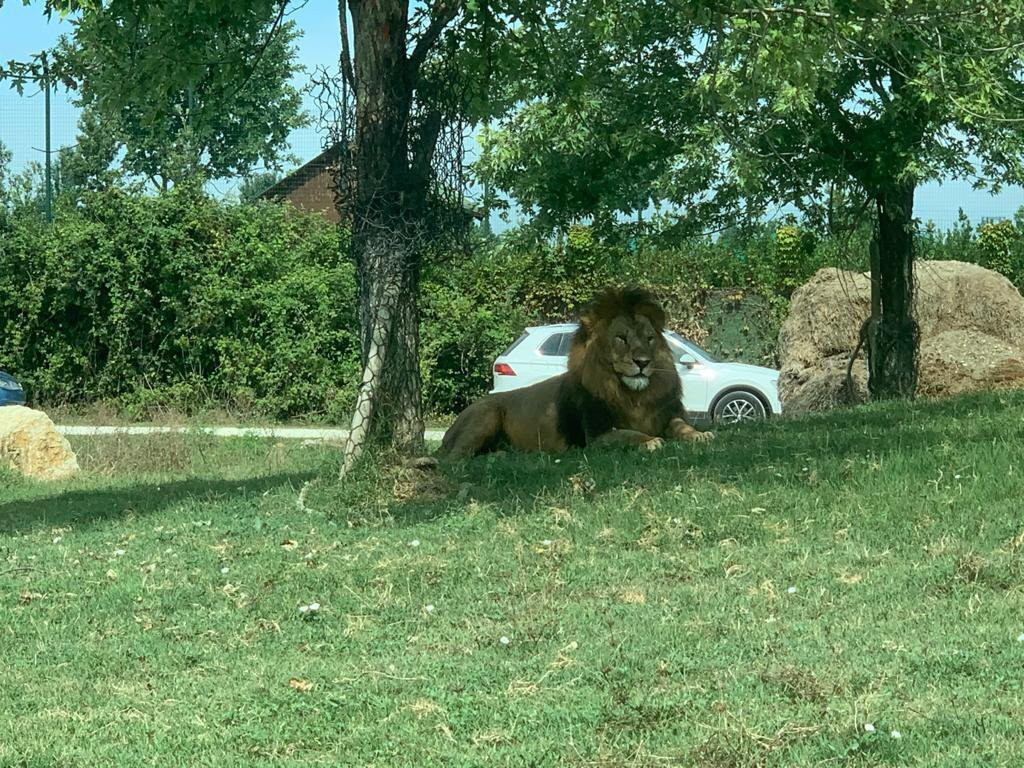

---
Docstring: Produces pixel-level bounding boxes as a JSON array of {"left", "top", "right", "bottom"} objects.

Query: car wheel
[{"left": 713, "top": 391, "right": 766, "bottom": 424}]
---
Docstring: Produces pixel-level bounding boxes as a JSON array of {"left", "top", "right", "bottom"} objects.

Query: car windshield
[{"left": 666, "top": 331, "right": 718, "bottom": 363}]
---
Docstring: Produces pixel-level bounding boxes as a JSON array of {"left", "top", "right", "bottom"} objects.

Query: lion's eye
[{"left": 616, "top": 335, "right": 627, "bottom": 344}]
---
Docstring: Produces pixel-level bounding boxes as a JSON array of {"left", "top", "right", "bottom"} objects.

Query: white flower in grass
[
  {"left": 114, "top": 549, "right": 126, "bottom": 557},
  {"left": 298, "top": 602, "right": 321, "bottom": 615},
  {"left": 424, "top": 604, "right": 435, "bottom": 614},
  {"left": 499, "top": 636, "right": 510, "bottom": 646},
  {"left": 52, "top": 536, "right": 62, "bottom": 544},
  {"left": 890, "top": 730, "right": 902, "bottom": 739},
  {"left": 863, "top": 723, "right": 876, "bottom": 733},
  {"left": 541, "top": 539, "right": 553, "bottom": 547},
  {"left": 220, "top": 566, "right": 229, "bottom": 574},
  {"left": 1017, "top": 632, "right": 1024, "bottom": 643},
  {"left": 787, "top": 585, "right": 797, "bottom": 594},
  {"left": 409, "top": 539, "right": 420, "bottom": 548}
]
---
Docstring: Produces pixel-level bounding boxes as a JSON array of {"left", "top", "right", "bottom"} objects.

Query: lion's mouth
[{"left": 621, "top": 374, "right": 649, "bottom": 391}]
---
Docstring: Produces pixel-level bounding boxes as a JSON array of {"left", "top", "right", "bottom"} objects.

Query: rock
[
  {"left": 778, "top": 261, "right": 1024, "bottom": 413},
  {"left": 0, "top": 406, "right": 80, "bottom": 481}
]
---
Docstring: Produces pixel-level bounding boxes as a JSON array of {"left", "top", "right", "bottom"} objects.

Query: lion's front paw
[
  {"left": 643, "top": 436, "right": 665, "bottom": 452},
  {"left": 692, "top": 430, "right": 715, "bottom": 443}
]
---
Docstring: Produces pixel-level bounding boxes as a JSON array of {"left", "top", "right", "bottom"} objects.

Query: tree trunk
[
  {"left": 341, "top": 235, "right": 424, "bottom": 473},
  {"left": 867, "top": 181, "right": 918, "bottom": 400},
  {"left": 341, "top": 0, "right": 428, "bottom": 476}
]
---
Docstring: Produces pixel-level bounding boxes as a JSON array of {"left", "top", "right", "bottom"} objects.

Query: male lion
[{"left": 437, "top": 287, "right": 713, "bottom": 459}]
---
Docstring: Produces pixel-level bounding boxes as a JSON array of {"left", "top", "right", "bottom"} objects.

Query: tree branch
[
  {"left": 407, "top": 1, "right": 460, "bottom": 80},
  {"left": 410, "top": 104, "right": 444, "bottom": 186},
  {"left": 338, "top": 0, "right": 355, "bottom": 92},
  {"left": 221, "top": 0, "right": 289, "bottom": 103}
]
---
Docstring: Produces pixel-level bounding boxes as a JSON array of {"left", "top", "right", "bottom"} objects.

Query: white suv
[{"left": 491, "top": 324, "right": 782, "bottom": 425}]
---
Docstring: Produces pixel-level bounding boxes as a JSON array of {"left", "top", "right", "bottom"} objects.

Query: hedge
[
  {"left": 2, "top": 190, "right": 1016, "bottom": 420},
  {"left": 0, "top": 188, "right": 360, "bottom": 420}
]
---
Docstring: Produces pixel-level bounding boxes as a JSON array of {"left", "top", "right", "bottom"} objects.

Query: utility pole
[{"left": 43, "top": 52, "right": 53, "bottom": 223}]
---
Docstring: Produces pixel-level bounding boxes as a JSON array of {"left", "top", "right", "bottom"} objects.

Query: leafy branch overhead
[
  {"left": 478, "top": 0, "right": 1024, "bottom": 230},
  {"left": 3, "top": 1, "right": 307, "bottom": 186}
]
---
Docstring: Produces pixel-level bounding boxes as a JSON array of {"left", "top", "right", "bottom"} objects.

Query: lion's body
[{"left": 438, "top": 288, "right": 712, "bottom": 459}]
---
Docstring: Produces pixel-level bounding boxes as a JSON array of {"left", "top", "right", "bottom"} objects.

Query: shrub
[
  {"left": 0, "top": 189, "right": 359, "bottom": 420},
  {"left": 6, "top": 187, "right": 1021, "bottom": 423},
  {"left": 976, "top": 219, "right": 1021, "bottom": 284}
]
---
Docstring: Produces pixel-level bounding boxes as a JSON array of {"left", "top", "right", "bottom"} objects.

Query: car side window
[
  {"left": 538, "top": 332, "right": 569, "bottom": 356},
  {"left": 557, "top": 332, "right": 574, "bottom": 356}
]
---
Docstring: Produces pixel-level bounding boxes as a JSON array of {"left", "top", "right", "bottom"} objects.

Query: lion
[{"left": 436, "top": 286, "right": 714, "bottom": 459}]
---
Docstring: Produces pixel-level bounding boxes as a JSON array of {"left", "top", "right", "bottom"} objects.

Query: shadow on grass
[
  {"left": 0, "top": 471, "right": 316, "bottom": 535},
  {"left": 9, "top": 391, "right": 1019, "bottom": 533},
  {"left": 377, "top": 391, "right": 1024, "bottom": 525}
]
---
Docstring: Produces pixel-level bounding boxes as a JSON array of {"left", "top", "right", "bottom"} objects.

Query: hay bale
[
  {"left": 918, "top": 330, "right": 1024, "bottom": 398},
  {"left": 778, "top": 260, "right": 1024, "bottom": 413}
]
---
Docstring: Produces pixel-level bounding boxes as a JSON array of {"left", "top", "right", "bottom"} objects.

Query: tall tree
[
  {"left": 329, "top": 0, "right": 532, "bottom": 471},
  {"left": 335, "top": 0, "right": 465, "bottom": 469},
  {"left": 481, "top": 0, "right": 1024, "bottom": 399},
  {"left": 475, "top": 0, "right": 743, "bottom": 236},
  {"left": 709, "top": 0, "right": 1024, "bottom": 399},
  {"left": 5, "top": 0, "right": 525, "bottom": 469},
  {"left": 56, "top": 105, "right": 124, "bottom": 196},
  {"left": 56, "top": 3, "right": 307, "bottom": 188}
]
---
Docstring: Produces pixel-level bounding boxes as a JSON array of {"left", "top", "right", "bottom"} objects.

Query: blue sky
[
  {"left": 0, "top": 0, "right": 337, "bottom": 196},
  {"left": 2, "top": 1, "right": 1024, "bottom": 230}
]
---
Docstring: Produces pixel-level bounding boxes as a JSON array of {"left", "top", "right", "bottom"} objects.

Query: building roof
[
  {"left": 256, "top": 144, "right": 346, "bottom": 201},
  {"left": 256, "top": 143, "right": 485, "bottom": 221}
]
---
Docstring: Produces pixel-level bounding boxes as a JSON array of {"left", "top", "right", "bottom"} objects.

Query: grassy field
[{"left": 3, "top": 392, "right": 1024, "bottom": 766}]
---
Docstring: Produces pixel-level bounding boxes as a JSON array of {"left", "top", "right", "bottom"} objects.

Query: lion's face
[
  {"left": 570, "top": 288, "right": 676, "bottom": 397},
  {"left": 603, "top": 313, "right": 663, "bottom": 391}
]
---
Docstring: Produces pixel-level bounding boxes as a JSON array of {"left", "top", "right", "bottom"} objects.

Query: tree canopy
[
  {"left": 56, "top": 4, "right": 307, "bottom": 186},
  {"left": 479, "top": 0, "right": 1024, "bottom": 397}
]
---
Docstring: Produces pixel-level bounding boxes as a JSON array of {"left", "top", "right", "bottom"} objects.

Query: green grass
[{"left": 3, "top": 392, "right": 1024, "bottom": 766}]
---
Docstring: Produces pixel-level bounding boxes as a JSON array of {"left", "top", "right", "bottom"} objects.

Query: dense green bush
[
  {"left": 4, "top": 184, "right": 1022, "bottom": 421},
  {"left": 420, "top": 258, "right": 532, "bottom": 416},
  {"left": 0, "top": 188, "right": 359, "bottom": 420}
]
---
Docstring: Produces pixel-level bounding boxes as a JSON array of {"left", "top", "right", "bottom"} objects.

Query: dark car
[{"left": 0, "top": 371, "right": 26, "bottom": 406}]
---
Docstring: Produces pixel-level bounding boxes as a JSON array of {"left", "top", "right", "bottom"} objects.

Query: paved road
[{"left": 56, "top": 424, "right": 448, "bottom": 441}]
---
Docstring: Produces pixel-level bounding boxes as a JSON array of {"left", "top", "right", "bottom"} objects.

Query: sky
[
  {"left": 2, "top": 1, "right": 1024, "bottom": 231},
  {"left": 0, "top": 0, "right": 336, "bottom": 197}
]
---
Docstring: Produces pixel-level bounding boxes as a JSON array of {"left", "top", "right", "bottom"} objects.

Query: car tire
[{"left": 712, "top": 391, "right": 766, "bottom": 424}]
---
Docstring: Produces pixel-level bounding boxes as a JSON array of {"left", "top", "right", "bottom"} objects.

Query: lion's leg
[
  {"left": 591, "top": 428, "right": 665, "bottom": 452},
  {"left": 437, "top": 399, "right": 505, "bottom": 459},
  {"left": 668, "top": 416, "right": 714, "bottom": 443}
]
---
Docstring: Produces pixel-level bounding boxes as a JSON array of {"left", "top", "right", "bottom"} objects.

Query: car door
[
  {"left": 669, "top": 339, "right": 710, "bottom": 416},
  {"left": 516, "top": 331, "right": 572, "bottom": 387}
]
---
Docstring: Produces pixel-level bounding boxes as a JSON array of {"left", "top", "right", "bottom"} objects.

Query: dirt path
[{"left": 56, "top": 424, "right": 447, "bottom": 441}]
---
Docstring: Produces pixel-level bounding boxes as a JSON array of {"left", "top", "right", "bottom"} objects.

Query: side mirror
[{"left": 679, "top": 352, "right": 698, "bottom": 369}]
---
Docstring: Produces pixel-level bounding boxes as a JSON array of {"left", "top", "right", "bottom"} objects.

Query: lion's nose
[{"left": 634, "top": 357, "right": 651, "bottom": 372}]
